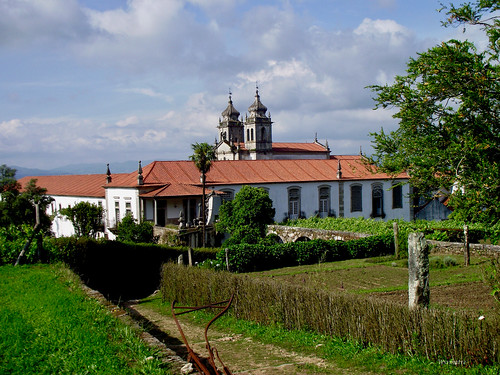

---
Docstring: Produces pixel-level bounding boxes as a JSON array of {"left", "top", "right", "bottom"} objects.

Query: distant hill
[{"left": 13, "top": 160, "right": 153, "bottom": 179}]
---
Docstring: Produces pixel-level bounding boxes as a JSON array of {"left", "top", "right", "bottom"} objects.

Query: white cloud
[{"left": 116, "top": 116, "right": 139, "bottom": 128}]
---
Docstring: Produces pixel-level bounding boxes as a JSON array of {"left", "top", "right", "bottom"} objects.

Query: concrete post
[
  {"left": 408, "top": 232, "right": 430, "bottom": 309},
  {"left": 464, "top": 225, "right": 470, "bottom": 266}
]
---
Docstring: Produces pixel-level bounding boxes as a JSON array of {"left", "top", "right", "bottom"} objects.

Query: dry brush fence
[{"left": 161, "top": 263, "right": 500, "bottom": 366}]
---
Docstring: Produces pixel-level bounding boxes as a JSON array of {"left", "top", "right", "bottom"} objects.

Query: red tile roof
[
  {"left": 17, "top": 156, "right": 408, "bottom": 198},
  {"left": 271, "top": 142, "right": 328, "bottom": 153},
  {"left": 17, "top": 174, "right": 110, "bottom": 197}
]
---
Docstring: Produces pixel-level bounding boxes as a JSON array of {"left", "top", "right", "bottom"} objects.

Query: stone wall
[
  {"left": 428, "top": 240, "right": 500, "bottom": 257},
  {"left": 267, "top": 224, "right": 371, "bottom": 243}
]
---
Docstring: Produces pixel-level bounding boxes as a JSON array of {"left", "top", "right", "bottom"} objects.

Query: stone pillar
[{"left": 408, "top": 232, "right": 430, "bottom": 309}]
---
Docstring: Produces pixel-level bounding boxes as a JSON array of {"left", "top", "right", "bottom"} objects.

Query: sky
[{"left": 0, "top": 0, "right": 487, "bottom": 170}]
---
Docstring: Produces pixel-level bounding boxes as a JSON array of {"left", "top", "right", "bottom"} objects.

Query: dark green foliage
[
  {"left": 289, "top": 217, "right": 500, "bottom": 248},
  {"left": 0, "top": 224, "right": 56, "bottom": 265},
  {"left": 45, "top": 237, "right": 217, "bottom": 300},
  {"left": 0, "top": 177, "right": 53, "bottom": 232},
  {"left": 218, "top": 234, "right": 393, "bottom": 273},
  {"left": 116, "top": 214, "right": 157, "bottom": 243},
  {"left": 216, "top": 185, "right": 275, "bottom": 245},
  {"left": 60, "top": 201, "right": 104, "bottom": 238},
  {"left": 369, "top": 2, "right": 499, "bottom": 225},
  {"left": 161, "top": 263, "right": 500, "bottom": 366}
]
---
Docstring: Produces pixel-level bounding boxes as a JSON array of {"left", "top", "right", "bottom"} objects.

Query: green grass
[
  {"left": 0, "top": 264, "right": 170, "bottom": 375},
  {"left": 249, "top": 254, "right": 488, "bottom": 294},
  {"left": 142, "top": 295, "right": 500, "bottom": 375}
]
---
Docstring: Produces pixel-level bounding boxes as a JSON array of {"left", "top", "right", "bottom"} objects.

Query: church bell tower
[{"left": 244, "top": 87, "right": 272, "bottom": 159}]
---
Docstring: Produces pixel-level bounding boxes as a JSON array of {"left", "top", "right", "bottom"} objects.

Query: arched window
[
  {"left": 220, "top": 189, "right": 234, "bottom": 202},
  {"left": 251, "top": 128, "right": 254, "bottom": 141},
  {"left": 246, "top": 129, "right": 250, "bottom": 141},
  {"left": 261, "top": 127, "right": 266, "bottom": 141},
  {"left": 318, "top": 186, "right": 330, "bottom": 217},
  {"left": 392, "top": 184, "right": 403, "bottom": 209},
  {"left": 288, "top": 187, "right": 301, "bottom": 219},
  {"left": 350, "top": 184, "right": 362, "bottom": 212},
  {"left": 371, "top": 184, "right": 385, "bottom": 218}
]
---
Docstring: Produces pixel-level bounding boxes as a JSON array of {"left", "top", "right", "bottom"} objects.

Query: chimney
[
  {"left": 336, "top": 160, "right": 342, "bottom": 179},
  {"left": 106, "top": 164, "right": 112, "bottom": 184},
  {"left": 137, "top": 161, "right": 143, "bottom": 185}
]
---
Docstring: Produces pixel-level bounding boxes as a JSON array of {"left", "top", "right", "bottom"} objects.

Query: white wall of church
[
  {"left": 48, "top": 195, "right": 105, "bottom": 238},
  {"left": 208, "top": 179, "right": 411, "bottom": 223},
  {"left": 104, "top": 187, "right": 140, "bottom": 235}
]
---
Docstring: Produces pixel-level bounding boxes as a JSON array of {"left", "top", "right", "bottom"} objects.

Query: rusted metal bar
[{"left": 172, "top": 294, "right": 234, "bottom": 375}]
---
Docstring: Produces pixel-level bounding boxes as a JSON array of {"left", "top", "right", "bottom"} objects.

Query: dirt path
[{"left": 123, "top": 297, "right": 373, "bottom": 375}]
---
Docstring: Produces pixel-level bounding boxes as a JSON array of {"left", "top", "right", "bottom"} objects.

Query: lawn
[
  {"left": 0, "top": 264, "right": 170, "bottom": 375},
  {"left": 250, "top": 253, "right": 497, "bottom": 313}
]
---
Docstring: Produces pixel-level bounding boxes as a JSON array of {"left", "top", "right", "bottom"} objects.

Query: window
[
  {"left": 220, "top": 189, "right": 234, "bottom": 202},
  {"left": 288, "top": 187, "right": 301, "bottom": 219},
  {"left": 392, "top": 184, "right": 403, "bottom": 209},
  {"left": 115, "top": 201, "right": 120, "bottom": 224},
  {"left": 125, "top": 202, "right": 132, "bottom": 216},
  {"left": 350, "top": 184, "right": 362, "bottom": 212},
  {"left": 261, "top": 127, "right": 265, "bottom": 141},
  {"left": 318, "top": 186, "right": 330, "bottom": 217},
  {"left": 371, "top": 184, "right": 385, "bottom": 218},
  {"left": 251, "top": 128, "right": 254, "bottom": 141}
]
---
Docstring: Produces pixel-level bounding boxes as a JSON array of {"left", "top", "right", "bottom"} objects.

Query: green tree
[
  {"left": 189, "top": 142, "right": 216, "bottom": 247},
  {"left": 60, "top": 201, "right": 103, "bottom": 238},
  {"left": 0, "top": 164, "right": 19, "bottom": 193},
  {"left": 0, "top": 177, "right": 52, "bottom": 231},
  {"left": 368, "top": 1, "right": 499, "bottom": 224},
  {"left": 116, "top": 214, "right": 157, "bottom": 243},
  {"left": 216, "top": 185, "right": 275, "bottom": 245}
]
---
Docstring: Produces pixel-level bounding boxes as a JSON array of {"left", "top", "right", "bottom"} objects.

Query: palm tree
[{"left": 189, "top": 142, "right": 216, "bottom": 247}]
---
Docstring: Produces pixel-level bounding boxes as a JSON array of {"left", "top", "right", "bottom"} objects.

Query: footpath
[{"left": 123, "top": 296, "right": 374, "bottom": 375}]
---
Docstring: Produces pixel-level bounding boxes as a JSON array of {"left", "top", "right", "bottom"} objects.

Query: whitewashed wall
[
  {"left": 207, "top": 179, "right": 411, "bottom": 223},
  {"left": 104, "top": 187, "right": 140, "bottom": 239},
  {"left": 48, "top": 195, "right": 106, "bottom": 238}
]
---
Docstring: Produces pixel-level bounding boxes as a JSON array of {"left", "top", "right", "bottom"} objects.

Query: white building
[{"left": 18, "top": 91, "right": 413, "bottom": 239}]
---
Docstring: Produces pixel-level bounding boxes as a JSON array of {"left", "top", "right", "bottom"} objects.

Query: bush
[
  {"left": 116, "top": 214, "right": 157, "bottom": 243},
  {"left": 217, "top": 234, "right": 393, "bottom": 273}
]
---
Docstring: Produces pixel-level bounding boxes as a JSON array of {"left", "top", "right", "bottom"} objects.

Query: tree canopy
[
  {"left": 0, "top": 170, "right": 53, "bottom": 231},
  {"left": 116, "top": 214, "right": 157, "bottom": 243},
  {"left": 368, "top": 1, "right": 499, "bottom": 224},
  {"left": 60, "top": 201, "right": 103, "bottom": 238},
  {"left": 216, "top": 185, "right": 275, "bottom": 245}
]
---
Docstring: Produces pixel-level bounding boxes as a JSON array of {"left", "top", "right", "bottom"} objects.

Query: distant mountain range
[{"left": 12, "top": 160, "right": 153, "bottom": 179}]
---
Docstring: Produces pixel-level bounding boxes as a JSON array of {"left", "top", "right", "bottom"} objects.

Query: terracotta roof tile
[{"left": 17, "top": 156, "right": 408, "bottom": 198}]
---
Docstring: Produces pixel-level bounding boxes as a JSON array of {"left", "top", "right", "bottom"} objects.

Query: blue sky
[{"left": 0, "top": 0, "right": 486, "bottom": 170}]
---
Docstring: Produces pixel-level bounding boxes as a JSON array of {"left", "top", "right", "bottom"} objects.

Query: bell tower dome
[
  {"left": 244, "top": 87, "right": 272, "bottom": 159},
  {"left": 218, "top": 93, "right": 243, "bottom": 145}
]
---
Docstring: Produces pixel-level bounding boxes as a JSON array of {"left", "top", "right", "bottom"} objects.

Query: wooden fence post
[
  {"left": 225, "top": 248, "right": 230, "bottom": 272},
  {"left": 188, "top": 247, "right": 193, "bottom": 266},
  {"left": 464, "top": 225, "right": 470, "bottom": 267},
  {"left": 393, "top": 222, "right": 399, "bottom": 259}
]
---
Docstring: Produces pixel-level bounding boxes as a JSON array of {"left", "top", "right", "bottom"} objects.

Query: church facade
[{"left": 18, "top": 91, "right": 413, "bottom": 239}]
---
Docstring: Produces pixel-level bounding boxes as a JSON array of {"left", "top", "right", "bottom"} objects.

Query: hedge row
[
  {"left": 217, "top": 234, "right": 393, "bottom": 273},
  {"left": 287, "top": 217, "right": 500, "bottom": 248},
  {"left": 161, "top": 263, "right": 500, "bottom": 366},
  {"left": 1, "top": 232, "right": 218, "bottom": 300}
]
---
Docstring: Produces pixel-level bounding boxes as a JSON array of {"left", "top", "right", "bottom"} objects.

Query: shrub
[
  {"left": 218, "top": 234, "right": 393, "bottom": 273},
  {"left": 116, "top": 214, "right": 157, "bottom": 243}
]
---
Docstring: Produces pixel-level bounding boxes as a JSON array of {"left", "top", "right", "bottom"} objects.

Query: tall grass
[
  {"left": 0, "top": 264, "right": 170, "bottom": 374},
  {"left": 161, "top": 263, "right": 500, "bottom": 366}
]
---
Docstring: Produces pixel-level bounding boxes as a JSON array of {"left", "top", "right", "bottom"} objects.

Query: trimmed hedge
[
  {"left": 218, "top": 234, "right": 393, "bottom": 273},
  {"left": 47, "top": 237, "right": 219, "bottom": 300},
  {"left": 161, "top": 263, "right": 500, "bottom": 366}
]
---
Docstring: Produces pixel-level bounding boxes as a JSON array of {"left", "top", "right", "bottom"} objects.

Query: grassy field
[
  {"left": 0, "top": 264, "right": 170, "bottom": 375},
  {"left": 250, "top": 253, "right": 498, "bottom": 313}
]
